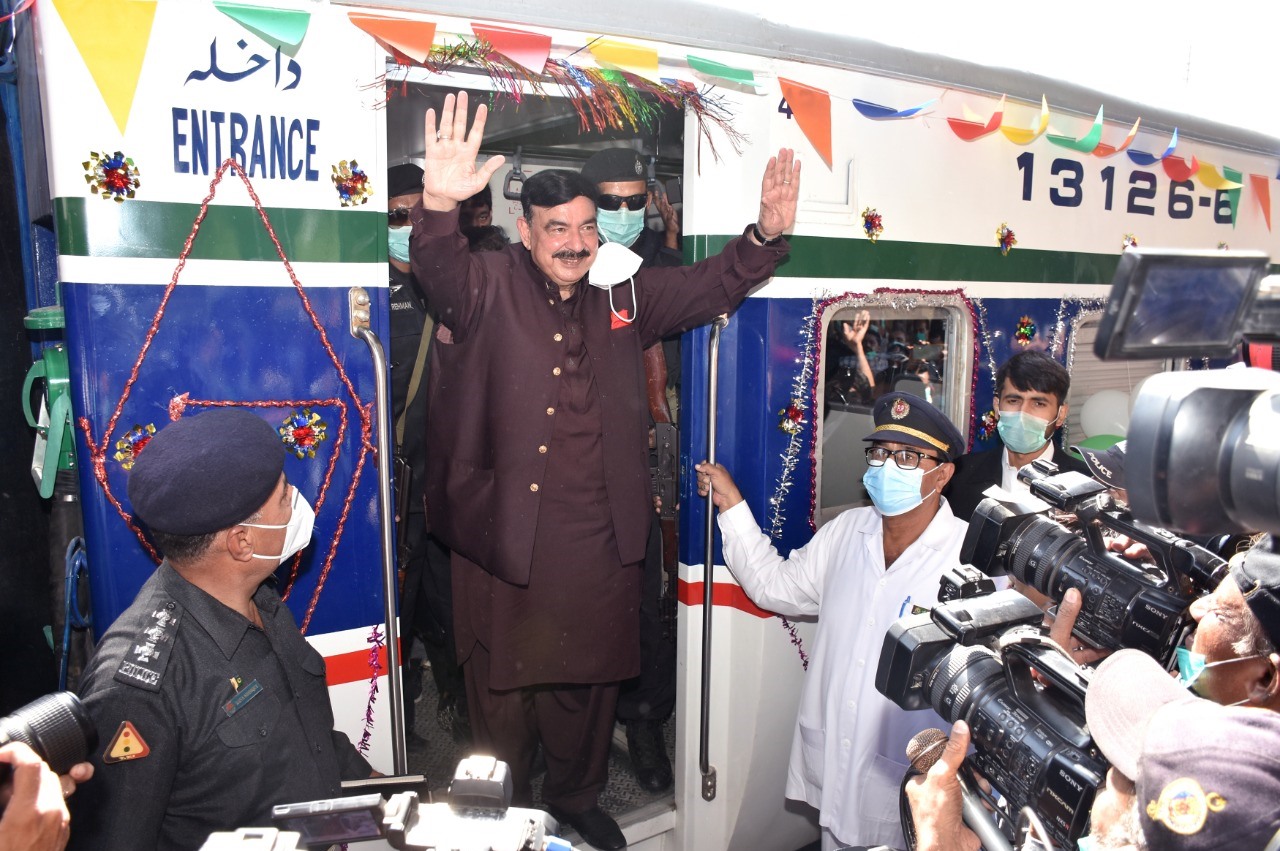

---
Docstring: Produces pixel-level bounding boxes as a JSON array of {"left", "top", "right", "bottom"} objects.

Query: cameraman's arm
[
  {"left": 1045, "top": 588, "right": 1111, "bottom": 666},
  {"left": 905, "top": 722, "right": 981, "bottom": 851},
  {"left": 0, "top": 742, "right": 74, "bottom": 851}
]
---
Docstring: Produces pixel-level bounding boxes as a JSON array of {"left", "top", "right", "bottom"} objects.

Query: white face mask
[
  {"left": 587, "top": 238, "right": 642, "bottom": 325},
  {"left": 241, "top": 487, "right": 315, "bottom": 564}
]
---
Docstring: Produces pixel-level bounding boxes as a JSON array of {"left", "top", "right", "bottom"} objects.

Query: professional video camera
[
  {"left": 1093, "top": 247, "right": 1280, "bottom": 540},
  {"left": 876, "top": 587, "right": 1106, "bottom": 850},
  {"left": 0, "top": 691, "right": 97, "bottom": 779},
  {"left": 962, "top": 459, "right": 1227, "bottom": 669},
  {"left": 199, "top": 756, "right": 574, "bottom": 851}
]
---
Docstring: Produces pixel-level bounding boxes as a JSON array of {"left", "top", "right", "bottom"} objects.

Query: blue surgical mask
[
  {"left": 596, "top": 207, "right": 645, "bottom": 247},
  {"left": 863, "top": 462, "right": 940, "bottom": 517},
  {"left": 1175, "top": 646, "right": 1262, "bottom": 701},
  {"left": 1076, "top": 836, "right": 1096, "bottom": 851},
  {"left": 388, "top": 226, "right": 411, "bottom": 263},
  {"left": 996, "top": 409, "right": 1056, "bottom": 455}
]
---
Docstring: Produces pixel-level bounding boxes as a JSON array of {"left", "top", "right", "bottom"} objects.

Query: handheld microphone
[{"left": 906, "top": 727, "right": 1013, "bottom": 851}]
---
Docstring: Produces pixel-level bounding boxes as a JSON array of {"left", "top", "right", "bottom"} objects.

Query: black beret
[
  {"left": 127, "top": 409, "right": 285, "bottom": 536},
  {"left": 862, "top": 392, "right": 964, "bottom": 462},
  {"left": 387, "top": 163, "right": 424, "bottom": 199},
  {"left": 581, "top": 148, "right": 646, "bottom": 186},
  {"left": 1233, "top": 536, "right": 1280, "bottom": 650}
]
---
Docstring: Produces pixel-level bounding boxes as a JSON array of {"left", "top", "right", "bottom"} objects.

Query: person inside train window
[
  {"left": 408, "top": 92, "right": 798, "bottom": 851},
  {"left": 943, "top": 349, "right": 1089, "bottom": 523},
  {"left": 579, "top": 147, "right": 683, "bottom": 796},
  {"left": 459, "top": 184, "right": 493, "bottom": 228},
  {"left": 696, "top": 392, "right": 969, "bottom": 851},
  {"left": 825, "top": 309, "right": 877, "bottom": 408},
  {"left": 71, "top": 409, "right": 376, "bottom": 851}
]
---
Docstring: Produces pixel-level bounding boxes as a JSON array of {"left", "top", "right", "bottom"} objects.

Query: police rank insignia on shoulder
[
  {"left": 114, "top": 596, "right": 182, "bottom": 693},
  {"left": 891, "top": 398, "right": 910, "bottom": 420},
  {"left": 103, "top": 720, "right": 151, "bottom": 763},
  {"left": 1146, "top": 777, "right": 1226, "bottom": 836}
]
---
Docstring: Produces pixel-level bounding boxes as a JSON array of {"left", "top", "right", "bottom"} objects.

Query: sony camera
[
  {"left": 962, "top": 460, "right": 1226, "bottom": 669},
  {"left": 876, "top": 588, "right": 1107, "bottom": 849}
]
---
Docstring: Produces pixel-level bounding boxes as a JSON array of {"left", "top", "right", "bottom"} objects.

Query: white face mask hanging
[{"left": 586, "top": 235, "right": 642, "bottom": 325}]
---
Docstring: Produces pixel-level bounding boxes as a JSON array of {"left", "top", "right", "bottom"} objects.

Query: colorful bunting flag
[
  {"left": 947, "top": 95, "right": 1004, "bottom": 141},
  {"left": 687, "top": 54, "right": 757, "bottom": 87},
  {"left": 1000, "top": 95, "right": 1050, "bottom": 145},
  {"left": 214, "top": 2, "right": 310, "bottom": 49},
  {"left": 589, "top": 38, "right": 660, "bottom": 82},
  {"left": 1224, "top": 167, "right": 1242, "bottom": 228},
  {"left": 51, "top": 0, "right": 158, "bottom": 135},
  {"left": 471, "top": 23, "right": 550, "bottom": 74},
  {"left": 1250, "top": 174, "right": 1272, "bottom": 231},
  {"left": 851, "top": 98, "right": 934, "bottom": 120},
  {"left": 778, "top": 78, "right": 832, "bottom": 168},
  {"left": 1127, "top": 128, "right": 1178, "bottom": 166},
  {"left": 348, "top": 13, "right": 437, "bottom": 65},
  {"left": 1162, "top": 155, "right": 1198, "bottom": 182},
  {"left": 1092, "top": 117, "right": 1141, "bottom": 157},
  {"left": 1197, "top": 162, "right": 1243, "bottom": 190},
  {"left": 1047, "top": 106, "right": 1105, "bottom": 153}
]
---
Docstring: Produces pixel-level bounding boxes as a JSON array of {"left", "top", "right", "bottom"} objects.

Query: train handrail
[
  {"left": 700, "top": 314, "right": 729, "bottom": 801},
  {"left": 350, "top": 287, "right": 408, "bottom": 775}
]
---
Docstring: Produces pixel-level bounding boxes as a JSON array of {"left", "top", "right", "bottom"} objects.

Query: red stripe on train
[
  {"left": 324, "top": 642, "right": 396, "bottom": 687},
  {"left": 678, "top": 579, "right": 772, "bottom": 619}
]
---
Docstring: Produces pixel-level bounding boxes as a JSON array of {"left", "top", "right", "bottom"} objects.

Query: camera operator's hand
[
  {"left": 0, "top": 742, "right": 90, "bottom": 851},
  {"left": 1045, "top": 587, "right": 1111, "bottom": 666},
  {"left": 695, "top": 462, "right": 744, "bottom": 512},
  {"left": 906, "top": 722, "right": 981, "bottom": 851},
  {"left": 1105, "top": 533, "right": 1153, "bottom": 564}
]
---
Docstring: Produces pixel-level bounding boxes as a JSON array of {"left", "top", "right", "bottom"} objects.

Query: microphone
[{"left": 906, "top": 728, "right": 1013, "bottom": 851}]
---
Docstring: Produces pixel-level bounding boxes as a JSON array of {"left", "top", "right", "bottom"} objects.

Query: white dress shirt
[
  {"left": 717, "top": 498, "right": 970, "bottom": 848},
  {"left": 1000, "top": 441, "right": 1055, "bottom": 495}
]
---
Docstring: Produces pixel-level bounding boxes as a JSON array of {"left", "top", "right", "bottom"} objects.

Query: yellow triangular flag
[{"left": 52, "top": 0, "right": 158, "bottom": 135}]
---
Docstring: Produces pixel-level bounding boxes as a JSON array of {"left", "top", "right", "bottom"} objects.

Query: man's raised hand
[
  {"left": 421, "top": 91, "right": 507, "bottom": 212},
  {"left": 756, "top": 148, "right": 800, "bottom": 241}
]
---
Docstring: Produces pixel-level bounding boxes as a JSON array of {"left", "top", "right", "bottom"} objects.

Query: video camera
[
  {"left": 199, "top": 757, "right": 574, "bottom": 851},
  {"left": 962, "top": 460, "right": 1227, "bottom": 669},
  {"left": 876, "top": 585, "right": 1106, "bottom": 849}
]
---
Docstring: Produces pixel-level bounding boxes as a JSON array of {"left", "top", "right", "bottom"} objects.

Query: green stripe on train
[
  {"left": 54, "top": 197, "right": 383, "bottom": 263},
  {"left": 694, "top": 235, "right": 1280, "bottom": 284}
]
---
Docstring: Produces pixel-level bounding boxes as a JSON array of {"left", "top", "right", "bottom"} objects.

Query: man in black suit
[{"left": 944, "top": 350, "right": 1090, "bottom": 522}]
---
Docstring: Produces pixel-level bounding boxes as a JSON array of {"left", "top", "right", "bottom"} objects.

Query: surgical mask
[
  {"left": 1175, "top": 646, "right": 1262, "bottom": 702},
  {"left": 1076, "top": 836, "right": 1096, "bottom": 851},
  {"left": 388, "top": 226, "right": 411, "bottom": 263},
  {"left": 587, "top": 236, "right": 642, "bottom": 325},
  {"left": 996, "top": 409, "right": 1056, "bottom": 455},
  {"left": 242, "top": 488, "right": 316, "bottom": 564},
  {"left": 863, "top": 463, "right": 940, "bottom": 517},
  {"left": 596, "top": 207, "right": 645, "bottom": 247}
]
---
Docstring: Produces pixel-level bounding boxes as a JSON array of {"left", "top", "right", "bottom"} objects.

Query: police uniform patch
[
  {"left": 114, "top": 595, "right": 182, "bottom": 693},
  {"left": 103, "top": 721, "right": 151, "bottom": 763},
  {"left": 1146, "top": 777, "right": 1226, "bottom": 836},
  {"left": 891, "top": 398, "right": 910, "bottom": 420}
]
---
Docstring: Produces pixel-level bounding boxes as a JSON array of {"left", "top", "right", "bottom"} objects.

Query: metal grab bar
[
  {"left": 700, "top": 315, "right": 728, "bottom": 801},
  {"left": 350, "top": 287, "right": 407, "bottom": 775}
]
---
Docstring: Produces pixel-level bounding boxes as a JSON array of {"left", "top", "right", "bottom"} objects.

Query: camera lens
[
  {"left": 0, "top": 692, "right": 98, "bottom": 775},
  {"left": 927, "top": 644, "right": 1004, "bottom": 724}
]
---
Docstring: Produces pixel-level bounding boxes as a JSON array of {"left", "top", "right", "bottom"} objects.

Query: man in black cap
[
  {"left": 387, "top": 162, "right": 466, "bottom": 744},
  {"left": 71, "top": 408, "right": 374, "bottom": 851},
  {"left": 944, "top": 350, "right": 1089, "bottom": 522},
  {"left": 581, "top": 147, "right": 683, "bottom": 793},
  {"left": 696, "top": 392, "right": 970, "bottom": 851},
  {"left": 908, "top": 648, "right": 1280, "bottom": 851}
]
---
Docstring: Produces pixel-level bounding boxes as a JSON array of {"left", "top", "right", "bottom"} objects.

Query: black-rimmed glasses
[
  {"left": 596, "top": 193, "right": 647, "bottom": 212},
  {"left": 865, "top": 446, "right": 941, "bottom": 470}
]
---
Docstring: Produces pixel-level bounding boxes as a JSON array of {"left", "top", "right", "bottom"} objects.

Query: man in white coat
[{"left": 696, "top": 391, "right": 969, "bottom": 850}]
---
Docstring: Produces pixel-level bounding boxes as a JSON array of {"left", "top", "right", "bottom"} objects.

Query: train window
[
  {"left": 1062, "top": 312, "right": 1171, "bottom": 448},
  {"left": 814, "top": 298, "right": 973, "bottom": 526}
]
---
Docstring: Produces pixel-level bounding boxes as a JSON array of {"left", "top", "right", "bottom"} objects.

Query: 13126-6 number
[{"left": 1015, "top": 152, "right": 1233, "bottom": 224}]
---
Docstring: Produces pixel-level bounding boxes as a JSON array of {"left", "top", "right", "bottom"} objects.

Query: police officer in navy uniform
[{"left": 71, "top": 409, "right": 374, "bottom": 851}]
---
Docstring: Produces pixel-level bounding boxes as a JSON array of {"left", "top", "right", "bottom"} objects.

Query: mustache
[{"left": 552, "top": 248, "right": 592, "bottom": 261}]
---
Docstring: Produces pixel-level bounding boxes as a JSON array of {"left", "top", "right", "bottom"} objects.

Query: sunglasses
[
  {"left": 388, "top": 207, "right": 412, "bottom": 226},
  {"left": 596, "top": 193, "right": 647, "bottom": 212}
]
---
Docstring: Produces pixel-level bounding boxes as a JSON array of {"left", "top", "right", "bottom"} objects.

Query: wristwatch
[{"left": 752, "top": 223, "right": 784, "bottom": 246}]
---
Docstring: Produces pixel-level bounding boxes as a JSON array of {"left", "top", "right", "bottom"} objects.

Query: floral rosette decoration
[
  {"left": 279, "top": 408, "right": 328, "bottom": 459},
  {"left": 114, "top": 423, "right": 157, "bottom": 469},
  {"left": 977, "top": 409, "right": 999, "bottom": 440},
  {"left": 331, "top": 159, "right": 373, "bottom": 207},
  {"left": 1014, "top": 315, "right": 1037, "bottom": 347},
  {"left": 996, "top": 222, "right": 1017, "bottom": 256},
  {"left": 1122, "top": 233, "right": 1139, "bottom": 250},
  {"left": 84, "top": 151, "right": 141, "bottom": 202},
  {"left": 778, "top": 401, "right": 806, "bottom": 436},
  {"left": 861, "top": 207, "right": 884, "bottom": 243}
]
